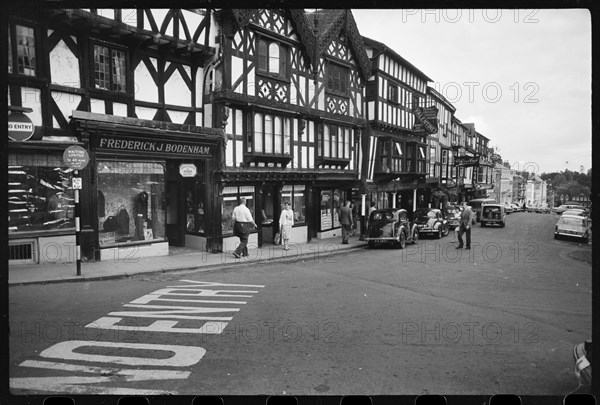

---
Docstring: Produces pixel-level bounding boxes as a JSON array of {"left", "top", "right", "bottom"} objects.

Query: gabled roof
[
  {"left": 427, "top": 86, "right": 456, "bottom": 112},
  {"left": 362, "top": 36, "right": 432, "bottom": 82},
  {"left": 229, "top": 9, "right": 370, "bottom": 80}
]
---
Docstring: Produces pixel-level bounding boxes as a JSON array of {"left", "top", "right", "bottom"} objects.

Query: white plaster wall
[
  {"left": 164, "top": 67, "right": 191, "bottom": 107},
  {"left": 135, "top": 106, "right": 157, "bottom": 121},
  {"left": 52, "top": 91, "right": 81, "bottom": 125},
  {"left": 20, "top": 87, "right": 42, "bottom": 126},
  {"left": 113, "top": 102, "right": 128, "bottom": 117},
  {"left": 231, "top": 56, "right": 244, "bottom": 94},
  {"left": 49, "top": 39, "right": 80, "bottom": 88},
  {"left": 90, "top": 98, "right": 105, "bottom": 114},
  {"left": 134, "top": 61, "right": 158, "bottom": 102},
  {"left": 167, "top": 110, "right": 188, "bottom": 124}
]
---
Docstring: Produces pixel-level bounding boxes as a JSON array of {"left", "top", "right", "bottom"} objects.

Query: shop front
[
  {"left": 8, "top": 141, "right": 79, "bottom": 264},
  {"left": 71, "top": 111, "right": 224, "bottom": 260},
  {"left": 218, "top": 180, "right": 310, "bottom": 251}
]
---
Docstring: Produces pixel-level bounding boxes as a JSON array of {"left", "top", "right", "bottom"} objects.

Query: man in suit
[
  {"left": 457, "top": 204, "right": 474, "bottom": 249},
  {"left": 339, "top": 200, "right": 354, "bottom": 244}
]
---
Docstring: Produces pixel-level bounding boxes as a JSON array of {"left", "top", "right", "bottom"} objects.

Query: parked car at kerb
[
  {"left": 444, "top": 205, "right": 462, "bottom": 229},
  {"left": 554, "top": 214, "right": 590, "bottom": 243},
  {"left": 504, "top": 203, "right": 513, "bottom": 214},
  {"left": 562, "top": 209, "right": 588, "bottom": 218},
  {"left": 553, "top": 204, "right": 586, "bottom": 214},
  {"left": 365, "top": 208, "right": 418, "bottom": 249},
  {"left": 480, "top": 204, "right": 506, "bottom": 227},
  {"left": 511, "top": 203, "right": 522, "bottom": 212},
  {"left": 414, "top": 208, "right": 449, "bottom": 239}
]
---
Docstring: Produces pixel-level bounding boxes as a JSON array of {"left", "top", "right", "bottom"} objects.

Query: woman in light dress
[{"left": 279, "top": 201, "right": 294, "bottom": 251}]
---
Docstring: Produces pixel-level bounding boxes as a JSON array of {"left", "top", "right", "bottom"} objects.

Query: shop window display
[
  {"left": 282, "top": 185, "right": 306, "bottom": 224},
  {"left": 222, "top": 186, "right": 255, "bottom": 235},
  {"left": 97, "top": 161, "right": 165, "bottom": 245},
  {"left": 320, "top": 188, "right": 344, "bottom": 231},
  {"left": 8, "top": 153, "right": 75, "bottom": 233},
  {"left": 185, "top": 179, "right": 206, "bottom": 234}
]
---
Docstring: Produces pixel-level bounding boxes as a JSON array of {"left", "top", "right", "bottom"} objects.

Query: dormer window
[
  {"left": 326, "top": 61, "right": 349, "bottom": 96},
  {"left": 257, "top": 38, "right": 288, "bottom": 79}
]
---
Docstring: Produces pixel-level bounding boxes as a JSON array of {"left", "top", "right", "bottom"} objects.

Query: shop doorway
[
  {"left": 260, "top": 185, "right": 279, "bottom": 245},
  {"left": 166, "top": 179, "right": 183, "bottom": 246}
]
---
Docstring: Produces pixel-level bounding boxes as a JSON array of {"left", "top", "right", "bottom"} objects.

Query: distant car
[
  {"left": 553, "top": 204, "right": 586, "bottom": 214},
  {"left": 510, "top": 203, "right": 521, "bottom": 212},
  {"left": 365, "top": 208, "right": 419, "bottom": 249},
  {"left": 414, "top": 208, "right": 449, "bottom": 238},
  {"left": 480, "top": 204, "right": 506, "bottom": 227},
  {"left": 467, "top": 198, "right": 496, "bottom": 222},
  {"left": 444, "top": 205, "right": 462, "bottom": 230},
  {"left": 504, "top": 203, "right": 513, "bottom": 214},
  {"left": 554, "top": 214, "right": 590, "bottom": 242}
]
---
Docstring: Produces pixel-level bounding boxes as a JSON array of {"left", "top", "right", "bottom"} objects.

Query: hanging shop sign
[
  {"left": 8, "top": 112, "right": 35, "bottom": 141},
  {"left": 95, "top": 135, "right": 214, "bottom": 157},
  {"left": 179, "top": 163, "right": 197, "bottom": 177},
  {"left": 63, "top": 145, "right": 90, "bottom": 170}
]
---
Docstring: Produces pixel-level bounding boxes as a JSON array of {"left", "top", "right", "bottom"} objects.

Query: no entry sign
[{"left": 8, "top": 112, "right": 35, "bottom": 141}]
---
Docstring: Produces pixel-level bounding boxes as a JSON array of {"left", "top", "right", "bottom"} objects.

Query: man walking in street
[
  {"left": 339, "top": 200, "right": 354, "bottom": 244},
  {"left": 232, "top": 197, "right": 257, "bottom": 258},
  {"left": 456, "top": 204, "right": 474, "bottom": 249}
]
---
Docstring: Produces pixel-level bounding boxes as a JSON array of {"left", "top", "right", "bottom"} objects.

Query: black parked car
[
  {"left": 365, "top": 208, "right": 419, "bottom": 249},
  {"left": 414, "top": 208, "right": 449, "bottom": 239}
]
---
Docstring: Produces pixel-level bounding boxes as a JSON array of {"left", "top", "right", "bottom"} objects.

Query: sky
[{"left": 352, "top": 9, "right": 592, "bottom": 175}]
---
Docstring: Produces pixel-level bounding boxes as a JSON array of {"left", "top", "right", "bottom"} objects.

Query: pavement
[{"left": 8, "top": 236, "right": 365, "bottom": 286}]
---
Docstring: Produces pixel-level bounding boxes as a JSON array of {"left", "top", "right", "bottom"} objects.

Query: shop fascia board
[{"left": 70, "top": 111, "right": 225, "bottom": 143}]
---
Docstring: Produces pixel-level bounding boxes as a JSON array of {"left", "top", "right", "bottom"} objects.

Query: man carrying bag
[{"left": 232, "top": 197, "right": 257, "bottom": 258}]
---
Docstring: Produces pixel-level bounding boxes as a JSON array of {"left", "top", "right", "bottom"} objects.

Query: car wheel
[
  {"left": 412, "top": 228, "right": 419, "bottom": 244},
  {"left": 481, "top": 222, "right": 486, "bottom": 227},
  {"left": 554, "top": 234, "right": 559, "bottom": 240},
  {"left": 397, "top": 231, "right": 406, "bottom": 249},
  {"left": 442, "top": 226, "right": 449, "bottom": 237},
  {"left": 368, "top": 240, "right": 375, "bottom": 249},
  {"left": 582, "top": 235, "right": 589, "bottom": 244},
  {"left": 500, "top": 222, "right": 505, "bottom": 228}
]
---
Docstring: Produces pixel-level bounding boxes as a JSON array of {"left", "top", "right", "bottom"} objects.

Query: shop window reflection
[{"left": 97, "top": 161, "right": 165, "bottom": 246}]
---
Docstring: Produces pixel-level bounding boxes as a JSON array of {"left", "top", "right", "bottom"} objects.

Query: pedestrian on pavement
[
  {"left": 339, "top": 200, "right": 354, "bottom": 244},
  {"left": 232, "top": 197, "right": 257, "bottom": 258},
  {"left": 456, "top": 204, "right": 474, "bottom": 249},
  {"left": 279, "top": 201, "right": 294, "bottom": 251}
]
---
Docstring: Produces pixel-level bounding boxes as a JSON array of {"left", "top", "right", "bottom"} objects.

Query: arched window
[
  {"left": 258, "top": 40, "right": 268, "bottom": 72},
  {"left": 254, "top": 113, "right": 263, "bottom": 153},
  {"left": 268, "top": 43, "right": 279, "bottom": 75},
  {"left": 256, "top": 38, "right": 288, "bottom": 78}
]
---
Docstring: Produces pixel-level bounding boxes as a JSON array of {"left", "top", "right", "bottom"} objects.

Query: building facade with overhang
[
  {"left": 360, "top": 36, "right": 433, "bottom": 215},
  {"left": 7, "top": 7, "right": 224, "bottom": 263},
  {"left": 204, "top": 9, "right": 372, "bottom": 248}
]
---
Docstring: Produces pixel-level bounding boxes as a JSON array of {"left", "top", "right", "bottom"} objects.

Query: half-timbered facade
[
  {"left": 361, "top": 36, "right": 432, "bottom": 214},
  {"left": 7, "top": 7, "right": 223, "bottom": 263},
  {"left": 206, "top": 9, "right": 371, "bottom": 248},
  {"left": 426, "top": 86, "right": 456, "bottom": 190}
]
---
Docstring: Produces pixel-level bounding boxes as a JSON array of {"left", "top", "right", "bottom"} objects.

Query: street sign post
[{"left": 63, "top": 146, "right": 90, "bottom": 276}]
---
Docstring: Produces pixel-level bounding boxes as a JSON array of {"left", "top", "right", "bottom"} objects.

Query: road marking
[
  {"left": 150, "top": 287, "right": 259, "bottom": 297},
  {"left": 17, "top": 360, "right": 191, "bottom": 381},
  {"left": 130, "top": 294, "right": 247, "bottom": 305},
  {"left": 10, "top": 377, "right": 175, "bottom": 395},
  {"left": 40, "top": 340, "right": 206, "bottom": 367},
  {"left": 172, "top": 280, "right": 266, "bottom": 288},
  {"left": 89, "top": 317, "right": 229, "bottom": 334}
]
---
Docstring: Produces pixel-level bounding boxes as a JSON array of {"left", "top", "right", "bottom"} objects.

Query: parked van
[
  {"left": 481, "top": 204, "right": 506, "bottom": 227},
  {"left": 467, "top": 198, "right": 496, "bottom": 222}
]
